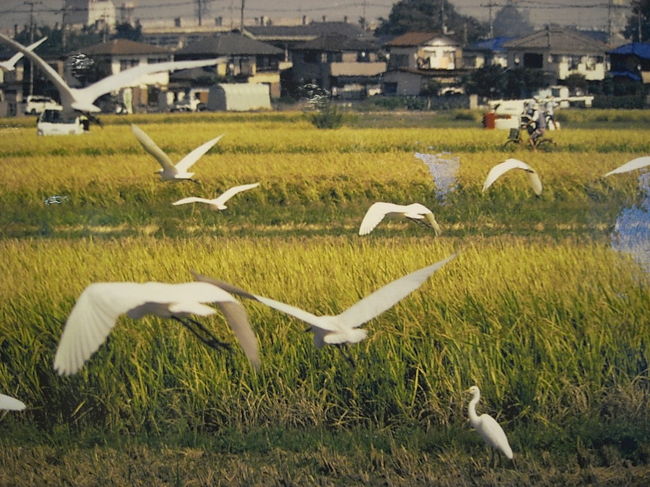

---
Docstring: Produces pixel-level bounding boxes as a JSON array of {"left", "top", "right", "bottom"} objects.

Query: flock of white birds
[{"left": 1, "top": 33, "right": 650, "bottom": 463}]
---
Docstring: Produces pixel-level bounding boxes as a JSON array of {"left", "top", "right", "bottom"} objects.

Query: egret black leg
[{"left": 172, "top": 316, "right": 232, "bottom": 352}]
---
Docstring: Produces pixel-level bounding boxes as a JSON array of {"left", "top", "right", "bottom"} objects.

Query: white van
[
  {"left": 25, "top": 95, "right": 60, "bottom": 115},
  {"left": 36, "top": 108, "right": 85, "bottom": 136}
]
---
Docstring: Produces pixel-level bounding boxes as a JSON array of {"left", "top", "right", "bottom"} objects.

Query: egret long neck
[{"left": 468, "top": 390, "right": 481, "bottom": 426}]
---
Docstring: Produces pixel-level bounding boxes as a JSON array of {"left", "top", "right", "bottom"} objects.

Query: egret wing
[
  {"left": 336, "top": 253, "right": 456, "bottom": 329},
  {"left": 358, "top": 202, "right": 404, "bottom": 235},
  {"left": 482, "top": 158, "right": 536, "bottom": 192},
  {"left": 526, "top": 171, "right": 543, "bottom": 195},
  {"left": 79, "top": 59, "right": 222, "bottom": 105},
  {"left": 480, "top": 414, "right": 513, "bottom": 459},
  {"left": 215, "top": 301, "right": 260, "bottom": 369},
  {"left": 604, "top": 156, "right": 650, "bottom": 177},
  {"left": 0, "top": 33, "right": 74, "bottom": 105},
  {"left": 0, "top": 36, "right": 47, "bottom": 71},
  {"left": 172, "top": 197, "right": 214, "bottom": 206},
  {"left": 175, "top": 134, "right": 224, "bottom": 172},
  {"left": 214, "top": 182, "right": 260, "bottom": 206},
  {"left": 131, "top": 124, "right": 175, "bottom": 171},
  {"left": 0, "top": 393, "right": 26, "bottom": 411}
]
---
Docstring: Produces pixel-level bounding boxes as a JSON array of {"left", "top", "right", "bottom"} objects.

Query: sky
[{"left": 0, "top": 1, "right": 634, "bottom": 34}]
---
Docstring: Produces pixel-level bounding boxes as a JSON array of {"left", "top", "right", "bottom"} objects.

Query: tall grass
[{"left": 0, "top": 236, "right": 647, "bottom": 434}]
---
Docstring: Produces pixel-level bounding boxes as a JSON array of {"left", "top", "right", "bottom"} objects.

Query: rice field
[{"left": 0, "top": 111, "right": 649, "bottom": 485}]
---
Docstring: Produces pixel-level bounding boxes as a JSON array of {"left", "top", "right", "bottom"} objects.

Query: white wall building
[{"left": 64, "top": 0, "right": 116, "bottom": 30}]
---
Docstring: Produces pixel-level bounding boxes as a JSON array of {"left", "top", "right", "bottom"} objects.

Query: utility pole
[
  {"left": 481, "top": 2, "right": 499, "bottom": 39},
  {"left": 240, "top": 0, "right": 245, "bottom": 31},
  {"left": 25, "top": 1, "right": 42, "bottom": 96},
  {"left": 61, "top": 0, "right": 67, "bottom": 51}
]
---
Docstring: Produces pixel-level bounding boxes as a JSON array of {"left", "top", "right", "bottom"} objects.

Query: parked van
[
  {"left": 36, "top": 108, "right": 85, "bottom": 136},
  {"left": 25, "top": 95, "right": 60, "bottom": 115}
]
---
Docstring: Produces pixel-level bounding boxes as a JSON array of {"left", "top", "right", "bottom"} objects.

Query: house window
[
  {"left": 523, "top": 52, "right": 543, "bottom": 68},
  {"left": 119, "top": 59, "right": 139, "bottom": 71},
  {"left": 326, "top": 52, "right": 342, "bottom": 63},
  {"left": 383, "top": 82, "right": 397, "bottom": 94},
  {"left": 569, "top": 55, "right": 581, "bottom": 70},
  {"left": 357, "top": 51, "right": 369, "bottom": 63},
  {"left": 303, "top": 51, "right": 320, "bottom": 64},
  {"left": 147, "top": 57, "right": 168, "bottom": 64},
  {"left": 585, "top": 56, "right": 597, "bottom": 70},
  {"left": 389, "top": 54, "right": 409, "bottom": 69}
]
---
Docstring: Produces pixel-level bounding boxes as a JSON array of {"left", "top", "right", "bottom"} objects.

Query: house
[
  {"left": 382, "top": 32, "right": 469, "bottom": 96},
  {"left": 64, "top": 0, "right": 117, "bottom": 31},
  {"left": 608, "top": 42, "right": 650, "bottom": 84},
  {"left": 71, "top": 38, "right": 175, "bottom": 112},
  {"left": 503, "top": 27, "right": 608, "bottom": 82},
  {"left": 463, "top": 37, "right": 513, "bottom": 69},
  {"left": 245, "top": 20, "right": 368, "bottom": 63},
  {"left": 288, "top": 34, "right": 385, "bottom": 99},
  {"left": 173, "top": 32, "right": 287, "bottom": 98}
]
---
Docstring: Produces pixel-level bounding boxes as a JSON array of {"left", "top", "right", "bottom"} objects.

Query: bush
[
  {"left": 592, "top": 95, "right": 646, "bottom": 109},
  {"left": 308, "top": 105, "right": 345, "bottom": 129}
]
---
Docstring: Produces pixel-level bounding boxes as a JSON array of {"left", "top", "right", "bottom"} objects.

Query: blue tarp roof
[
  {"left": 468, "top": 37, "right": 514, "bottom": 52},
  {"left": 609, "top": 70, "right": 642, "bottom": 81},
  {"left": 608, "top": 43, "right": 650, "bottom": 59}
]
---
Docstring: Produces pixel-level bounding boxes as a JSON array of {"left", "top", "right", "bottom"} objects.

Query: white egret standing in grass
[
  {"left": 194, "top": 254, "right": 456, "bottom": 348},
  {"left": 53, "top": 281, "right": 260, "bottom": 375},
  {"left": 0, "top": 393, "right": 26, "bottom": 411},
  {"left": 603, "top": 156, "right": 650, "bottom": 177},
  {"left": 131, "top": 125, "right": 223, "bottom": 182},
  {"left": 467, "top": 385, "right": 513, "bottom": 464},
  {"left": 0, "top": 33, "right": 222, "bottom": 117},
  {"left": 482, "top": 158, "right": 542, "bottom": 196},
  {"left": 358, "top": 202, "right": 441, "bottom": 236},
  {"left": 173, "top": 182, "right": 260, "bottom": 210},
  {"left": 0, "top": 36, "right": 47, "bottom": 72}
]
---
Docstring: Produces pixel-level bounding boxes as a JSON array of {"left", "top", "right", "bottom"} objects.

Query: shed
[{"left": 207, "top": 83, "right": 271, "bottom": 111}]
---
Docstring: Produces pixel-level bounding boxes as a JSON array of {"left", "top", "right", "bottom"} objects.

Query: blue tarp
[
  {"left": 609, "top": 70, "right": 642, "bottom": 81},
  {"left": 608, "top": 43, "right": 650, "bottom": 59},
  {"left": 468, "top": 37, "right": 514, "bottom": 52}
]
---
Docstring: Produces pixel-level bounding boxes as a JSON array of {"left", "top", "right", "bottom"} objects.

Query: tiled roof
[
  {"left": 175, "top": 33, "right": 283, "bottom": 56},
  {"left": 293, "top": 35, "right": 378, "bottom": 52},
  {"left": 385, "top": 32, "right": 454, "bottom": 47},
  {"left": 609, "top": 42, "right": 650, "bottom": 60},
  {"left": 246, "top": 21, "right": 365, "bottom": 40},
  {"left": 80, "top": 39, "right": 171, "bottom": 56},
  {"left": 503, "top": 28, "right": 607, "bottom": 54}
]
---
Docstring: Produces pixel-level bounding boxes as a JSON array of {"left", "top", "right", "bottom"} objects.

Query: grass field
[{"left": 0, "top": 110, "right": 648, "bottom": 486}]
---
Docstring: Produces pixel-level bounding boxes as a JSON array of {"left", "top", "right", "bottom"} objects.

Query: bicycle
[{"left": 503, "top": 126, "right": 555, "bottom": 152}]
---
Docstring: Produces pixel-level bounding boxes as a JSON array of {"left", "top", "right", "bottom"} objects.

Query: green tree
[
  {"left": 493, "top": 1, "right": 534, "bottom": 38},
  {"left": 112, "top": 21, "right": 142, "bottom": 42},
  {"left": 504, "top": 67, "right": 551, "bottom": 98},
  {"left": 375, "top": 0, "right": 488, "bottom": 43},
  {"left": 463, "top": 65, "right": 507, "bottom": 98},
  {"left": 624, "top": 0, "right": 650, "bottom": 41},
  {"left": 564, "top": 73, "right": 588, "bottom": 94}
]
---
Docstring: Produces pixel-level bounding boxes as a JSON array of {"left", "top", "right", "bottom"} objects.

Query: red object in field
[{"left": 483, "top": 112, "right": 496, "bottom": 129}]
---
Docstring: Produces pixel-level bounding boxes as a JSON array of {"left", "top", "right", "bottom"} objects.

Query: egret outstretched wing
[
  {"left": 131, "top": 124, "right": 175, "bottom": 171},
  {"left": 213, "top": 182, "right": 260, "bottom": 206},
  {"left": 172, "top": 197, "right": 214, "bottom": 206},
  {"left": 482, "top": 158, "right": 542, "bottom": 195},
  {"left": 0, "top": 393, "right": 26, "bottom": 411},
  {"left": 604, "top": 156, "right": 650, "bottom": 177},
  {"left": 359, "top": 202, "right": 406, "bottom": 235},
  {"left": 175, "top": 134, "right": 224, "bottom": 172},
  {"left": 0, "top": 36, "right": 47, "bottom": 71}
]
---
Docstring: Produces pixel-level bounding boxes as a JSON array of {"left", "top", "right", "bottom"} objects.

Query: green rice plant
[{"left": 0, "top": 236, "right": 647, "bottom": 435}]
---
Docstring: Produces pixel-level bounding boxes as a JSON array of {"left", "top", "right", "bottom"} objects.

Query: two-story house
[
  {"left": 173, "top": 32, "right": 286, "bottom": 98},
  {"left": 71, "top": 38, "right": 174, "bottom": 112},
  {"left": 503, "top": 27, "right": 609, "bottom": 83},
  {"left": 382, "top": 32, "right": 468, "bottom": 96},
  {"left": 463, "top": 37, "right": 513, "bottom": 69},
  {"left": 608, "top": 42, "right": 650, "bottom": 85},
  {"left": 288, "top": 34, "right": 385, "bottom": 99}
]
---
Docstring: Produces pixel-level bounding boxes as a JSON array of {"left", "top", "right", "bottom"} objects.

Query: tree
[
  {"left": 564, "top": 73, "right": 588, "bottom": 95},
  {"left": 463, "top": 65, "right": 507, "bottom": 98},
  {"left": 504, "top": 67, "right": 552, "bottom": 98},
  {"left": 113, "top": 21, "right": 142, "bottom": 42},
  {"left": 624, "top": 0, "right": 650, "bottom": 42},
  {"left": 493, "top": 1, "right": 534, "bottom": 38},
  {"left": 375, "top": 0, "right": 488, "bottom": 43}
]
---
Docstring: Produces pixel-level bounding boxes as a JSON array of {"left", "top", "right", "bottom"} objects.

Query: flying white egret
[
  {"left": 0, "top": 33, "right": 222, "bottom": 114},
  {"left": 358, "top": 202, "right": 441, "bottom": 236},
  {"left": 194, "top": 254, "right": 456, "bottom": 348},
  {"left": 0, "top": 393, "right": 26, "bottom": 411},
  {"left": 603, "top": 156, "right": 650, "bottom": 177},
  {"left": 53, "top": 281, "right": 260, "bottom": 375},
  {"left": 0, "top": 36, "right": 47, "bottom": 72},
  {"left": 467, "top": 386, "right": 513, "bottom": 463},
  {"left": 131, "top": 124, "right": 223, "bottom": 182},
  {"left": 482, "top": 158, "right": 542, "bottom": 196},
  {"left": 173, "top": 182, "right": 260, "bottom": 210}
]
